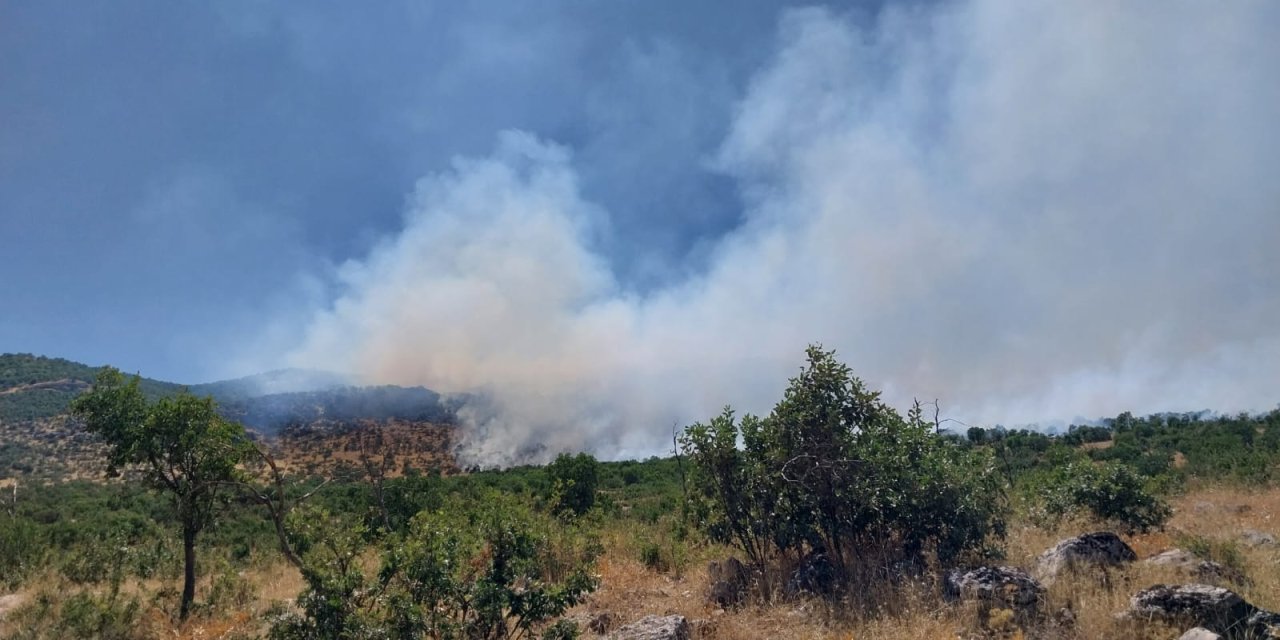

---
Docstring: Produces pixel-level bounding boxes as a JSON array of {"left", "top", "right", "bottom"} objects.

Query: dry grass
[
  {"left": 0, "top": 562, "right": 304, "bottom": 640},
  {"left": 571, "top": 485, "right": 1280, "bottom": 640},
  {"left": 2, "top": 485, "right": 1276, "bottom": 639}
]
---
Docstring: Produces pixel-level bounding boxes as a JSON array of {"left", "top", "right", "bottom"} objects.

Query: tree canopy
[
  {"left": 681, "top": 346, "right": 1006, "bottom": 599},
  {"left": 71, "top": 367, "right": 250, "bottom": 619}
]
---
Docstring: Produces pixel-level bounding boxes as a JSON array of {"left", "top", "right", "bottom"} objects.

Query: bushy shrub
[
  {"left": 1023, "top": 459, "right": 1171, "bottom": 533},
  {"left": 57, "top": 592, "right": 142, "bottom": 640},
  {"left": 540, "top": 619, "right": 580, "bottom": 640},
  {"left": 546, "top": 452, "right": 600, "bottom": 517},
  {"left": 379, "top": 493, "right": 597, "bottom": 639},
  {"left": 5, "top": 590, "right": 144, "bottom": 640},
  {"left": 639, "top": 542, "right": 663, "bottom": 571},
  {"left": 204, "top": 563, "right": 257, "bottom": 614},
  {"left": 271, "top": 492, "right": 598, "bottom": 639},
  {"left": 680, "top": 346, "right": 1007, "bottom": 596},
  {"left": 0, "top": 516, "right": 43, "bottom": 588},
  {"left": 268, "top": 507, "right": 379, "bottom": 639}
]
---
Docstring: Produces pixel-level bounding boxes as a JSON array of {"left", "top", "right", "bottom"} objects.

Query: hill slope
[
  {"left": 0, "top": 353, "right": 451, "bottom": 427},
  {"left": 0, "top": 354, "right": 183, "bottom": 422},
  {"left": 0, "top": 353, "right": 459, "bottom": 480}
]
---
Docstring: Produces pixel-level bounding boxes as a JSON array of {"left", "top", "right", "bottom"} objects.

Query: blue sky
[
  {"left": 3, "top": 1, "right": 1278, "bottom": 460},
  {"left": 2, "top": 1, "right": 813, "bottom": 373}
]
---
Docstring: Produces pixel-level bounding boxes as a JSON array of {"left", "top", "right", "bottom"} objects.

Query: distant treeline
[{"left": 962, "top": 408, "right": 1280, "bottom": 484}]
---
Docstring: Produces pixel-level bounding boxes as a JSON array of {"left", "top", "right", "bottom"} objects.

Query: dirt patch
[
  {"left": 0, "top": 378, "right": 89, "bottom": 395},
  {"left": 0, "top": 593, "right": 28, "bottom": 626}
]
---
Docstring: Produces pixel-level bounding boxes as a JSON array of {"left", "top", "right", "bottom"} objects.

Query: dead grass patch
[{"left": 3, "top": 485, "right": 1277, "bottom": 639}]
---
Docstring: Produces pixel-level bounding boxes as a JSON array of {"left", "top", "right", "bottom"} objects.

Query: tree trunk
[
  {"left": 269, "top": 505, "right": 303, "bottom": 569},
  {"left": 180, "top": 522, "right": 197, "bottom": 620}
]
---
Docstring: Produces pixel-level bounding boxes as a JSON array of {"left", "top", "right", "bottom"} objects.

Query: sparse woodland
[{"left": 1, "top": 348, "right": 1279, "bottom": 639}]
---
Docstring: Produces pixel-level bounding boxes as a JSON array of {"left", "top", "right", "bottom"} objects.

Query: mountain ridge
[
  {"left": 0, "top": 352, "right": 452, "bottom": 429},
  {"left": 0, "top": 352, "right": 460, "bottom": 481}
]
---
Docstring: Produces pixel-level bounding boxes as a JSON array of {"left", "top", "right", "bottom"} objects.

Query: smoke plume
[{"left": 281, "top": 2, "right": 1280, "bottom": 464}]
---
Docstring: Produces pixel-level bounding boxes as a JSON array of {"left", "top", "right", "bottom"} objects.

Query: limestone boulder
[
  {"left": 943, "top": 565, "right": 1046, "bottom": 614},
  {"left": 1124, "top": 584, "right": 1280, "bottom": 638},
  {"left": 609, "top": 615, "right": 691, "bottom": 640},
  {"left": 1036, "top": 531, "right": 1136, "bottom": 582},
  {"left": 1240, "top": 529, "right": 1276, "bottom": 548},
  {"left": 1179, "top": 627, "right": 1223, "bottom": 640},
  {"left": 1144, "top": 549, "right": 1249, "bottom": 587}
]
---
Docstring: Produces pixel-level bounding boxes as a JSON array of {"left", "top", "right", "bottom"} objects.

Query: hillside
[
  {"left": 220, "top": 385, "right": 455, "bottom": 434},
  {"left": 0, "top": 353, "right": 458, "bottom": 481},
  {"left": 0, "top": 354, "right": 184, "bottom": 422}
]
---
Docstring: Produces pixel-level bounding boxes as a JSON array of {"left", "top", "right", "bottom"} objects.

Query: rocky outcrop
[
  {"left": 706, "top": 557, "right": 750, "bottom": 608},
  {"left": 1144, "top": 549, "right": 1250, "bottom": 586},
  {"left": 944, "top": 566, "right": 1046, "bottom": 615},
  {"left": 1246, "top": 610, "right": 1280, "bottom": 636},
  {"left": 1124, "top": 584, "right": 1280, "bottom": 639},
  {"left": 1179, "top": 627, "right": 1223, "bottom": 640},
  {"left": 566, "top": 610, "right": 618, "bottom": 635},
  {"left": 1239, "top": 529, "right": 1276, "bottom": 548},
  {"left": 1036, "top": 531, "right": 1136, "bottom": 582},
  {"left": 784, "top": 551, "right": 838, "bottom": 597},
  {"left": 608, "top": 615, "right": 691, "bottom": 640}
]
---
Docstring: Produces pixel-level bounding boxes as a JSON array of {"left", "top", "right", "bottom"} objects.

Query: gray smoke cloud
[{"left": 277, "top": 2, "right": 1280, "bottom": 464}]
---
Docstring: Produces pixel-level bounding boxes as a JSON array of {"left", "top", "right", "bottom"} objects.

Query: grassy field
[{"left": 1, "top": 480, "right": 1277, "bottom": 640}]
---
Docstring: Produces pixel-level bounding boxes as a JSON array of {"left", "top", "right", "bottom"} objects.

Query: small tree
[
  {"left": 72, "top": 368, "right": 249, "bottom": 620},
  {"left": 681, "top": 409, "right": 780, "bottom": 571},
  {"left": 546, "top": 452, "right": 599, "bottom": 517},
  {"left": 681, "top": 346, "right": 1006, "bottom": 599}
]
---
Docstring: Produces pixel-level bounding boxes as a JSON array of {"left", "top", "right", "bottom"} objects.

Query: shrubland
[{"left": 0, "top": 347, "right": 1277, "bottom": 638}]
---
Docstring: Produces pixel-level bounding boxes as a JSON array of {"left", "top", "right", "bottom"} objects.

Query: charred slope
[
  {"left": 0, "top": 353, "right": 459, "bottom": 481},
  {"left": 220, "top": 385, "right": 457, "bottom": 435}
]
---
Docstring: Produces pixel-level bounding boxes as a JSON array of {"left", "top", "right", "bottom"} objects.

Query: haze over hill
[{"left": 0, "top": 353, "right": 451, "bottom": 432}]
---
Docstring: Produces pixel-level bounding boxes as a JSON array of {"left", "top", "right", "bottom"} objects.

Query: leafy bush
[
  {"left": 204, "top": 563, "right": 257, "bottom": 613},
  {"left": 540, "top": 619, "right": 580, "bottom": 640},
  {"left": 546, "top": 453, "right": 600, "bottom": 517},
  {"left": 1023, "top": 459, "right": 1171, "bottom": 533},
  {"left": 269, "top": 507, "right": 379, "bottom": 639},
  {"left": 0, "top": 516, "right": 43, "bottom": 588},
  {"left": 57, "top": 592, "right": 142, "bottom": 640},
  {"left": 5, "top": 590, "right": 145, "bottom": 640},
  {"left": 639, "top": 542, "right": 663, "bottom": 571},
  {"left": 681, "top": 346, "right": 1007, "bottom": 596},
  {"left": 379, "top": 493, "right": 597, "bottom": 639},
  {"left": 271, "top": 493, "right": 598, "bottom": 639}
]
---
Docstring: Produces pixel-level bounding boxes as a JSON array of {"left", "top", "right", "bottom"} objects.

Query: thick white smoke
[{"left": 282, "top": 2, "right": 1280, "bottom": 463}]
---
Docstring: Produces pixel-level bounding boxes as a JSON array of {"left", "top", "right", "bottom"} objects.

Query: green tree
[
  {"left": 546, "top": 452, "right": 599, "bottom": 517},
  {"left": 681, "top": 346, "right": 1006, "bottom": 597},
  {"left": 71, "top": 367, "right": 249, "bottom": 620},
  {"left": 681, "top": 408, "right": 781, "bottom": 571}
]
